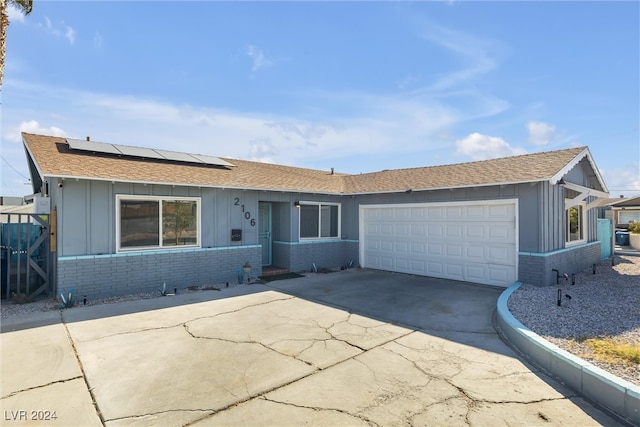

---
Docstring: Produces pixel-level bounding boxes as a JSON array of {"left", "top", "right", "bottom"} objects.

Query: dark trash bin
[{"left": 615, "top": 231, "right": 630, "bottom": 246}]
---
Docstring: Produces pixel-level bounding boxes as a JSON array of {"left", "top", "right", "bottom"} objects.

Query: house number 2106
[{"left": 234, "top": 198, "right": 256, "bottom": 226}]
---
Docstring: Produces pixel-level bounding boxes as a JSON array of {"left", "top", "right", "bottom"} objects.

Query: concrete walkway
[{"left": 1, "top": 269, "right": 623, "bottom": 426}]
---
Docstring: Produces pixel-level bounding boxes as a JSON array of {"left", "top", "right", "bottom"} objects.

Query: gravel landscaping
[
  {"left": 2, "top": 256, "right": 638, "bottom": 386},
  {"left": 508, "top": 254, "right": 640, "bottom": 386}
]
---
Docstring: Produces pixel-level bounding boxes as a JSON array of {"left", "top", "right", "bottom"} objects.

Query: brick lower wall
[
  {"left": 59, "top": 241, "right": 601, "bottom": 297},
  {"left": 273, "top": 240, "right": 359, "bottom": 272},
  {"left": 57, "top": 246, "right": 262, "bottom": 299},
  {"left": 519, "top": 242, "right": 601, "bottom": 286}
]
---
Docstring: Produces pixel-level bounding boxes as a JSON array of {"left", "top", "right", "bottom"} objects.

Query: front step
[{"left": 260, "top": 266, "right": 289, "bottom": 277}]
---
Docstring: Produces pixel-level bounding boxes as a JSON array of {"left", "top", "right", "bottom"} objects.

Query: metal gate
[
  {"left": 597, "top": 218, "right": 613, "bottom": 260},
  {"left": 1, "top": 212, "right": 56, "bottom": 299}
]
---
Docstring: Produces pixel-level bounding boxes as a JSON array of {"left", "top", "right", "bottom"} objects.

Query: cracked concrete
[{"left": 1, "top": 269, "right": 624, "bottom": 426}]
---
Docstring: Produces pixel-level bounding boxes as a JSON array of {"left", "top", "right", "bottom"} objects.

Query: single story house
[
  {"left": 598, "top": 196, "right": 640, "bottom": 230},
  {"left": 22, "top": 132, "right": 610, "bottom": 299}
]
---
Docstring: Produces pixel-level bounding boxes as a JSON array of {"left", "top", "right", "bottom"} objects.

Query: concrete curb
[{"left": 497, "top": 282, "right": 640, "bottom": 426}]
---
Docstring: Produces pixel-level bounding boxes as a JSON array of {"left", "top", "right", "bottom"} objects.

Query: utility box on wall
[
  {"left": 34, "top": 196, "right": 51, "bottom": 214},
  {"left": 231, "top": 229, "right": 242, "bottom": 242}
]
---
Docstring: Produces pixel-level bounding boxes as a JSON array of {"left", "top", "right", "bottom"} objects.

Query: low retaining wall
[
  {"left": 519, "top": 242, "right": 601, "bottom": 286},
  {"left": 497, "top": 282, "right": 639, "bottom": 425},
  {"left": 58, "top": 245, "right": 262, "bottom": 299},
  {"left": 273, "top": 240, "right": 359, "bottom": 272}
]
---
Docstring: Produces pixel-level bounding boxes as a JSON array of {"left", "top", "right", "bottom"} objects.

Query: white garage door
[{"left": 360, "top": 200, "right": 518, "bottom": 287}]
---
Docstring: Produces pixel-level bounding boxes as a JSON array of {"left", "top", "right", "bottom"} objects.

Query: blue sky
[{"left": 1, "top": 1, "right": 638, "bottom": 197}]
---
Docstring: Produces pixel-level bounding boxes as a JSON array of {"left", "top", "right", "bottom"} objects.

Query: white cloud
[
  {"left": 417, "top": 20, "right": 504, "bottom": 93},
  {"left": 404, "top": 20, "right": 509, "bottom": 122},
  {"left": 3, "top": 77, "right": 517, "bottom": 195},
  {"left": 246, "top": 44, "right": 273, "bottom": 75},
  {"left": 4, "top": 120, "right": 67, "bottom": 143},
  {"left": 265, "top": 121, "right": 329, "bottom": 142},
  {"left": 42, "top": 17, "right": 54, "bottom": 32},
  {"left": 37, "top": 17, "right": 75, "bottom": 45},
  {"left": 65, "top": 26, "right": 76, "bottom": 45},
  {"left": 527, "top": 121, "right": 556, "bottom": 146},
  {"left": 7, "top": 4, "right": 27, "bottom": 23},
  {"left": 601, "top": 165, "right": 640, "bottom": 198},
  {"left": 248, "top": 138, "right": 279, "bottom": 163},
  {"left": 94, "top": 32, "right": 103, "bottom": 48},
  {"left": 455, "top": 132, "right": 527, "bottom": 161}
]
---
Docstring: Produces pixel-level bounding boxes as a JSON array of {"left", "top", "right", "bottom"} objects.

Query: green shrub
[{"left": 628, "top": 221, "right": 640, "bottom": 234}]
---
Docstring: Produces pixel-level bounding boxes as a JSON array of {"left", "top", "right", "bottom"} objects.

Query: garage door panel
[
  {"left": 395, "top": 241, "right": 409, "bottom": 253},
  {"left": 466, "top": 225, "right": 485, "bottom": 238},
  {"left": 445, "top": 263, "right": 464, "bottom": 280},
  {"left": 446, "top": 243, "right": 463, "bottom": 257},
  {"left": 411, "top": 242, "right": 426, "bottom": 254},
  {"left": 446, "top": 207, "right": 464, "bottom": 219},
  {"left": 381, "top": 223, "right": 394, "bottom": 235},
  {"left": 366, "top": 240, "right": 381, "bottom": 250},
  {"left": 466, "top": 264, "right": 487, "bottom": 282},
  {"left": 411, "top": 223, "right": 426, "bottom": 236},
  {"left": 411, "top": 208, "right": 426, "bottom": 219},
  {"left": 381, "top": 209, "right": 395, "bottom": 219},
  {"left": 487, "top": 265, "right": 515, "bottom": 284},
  {"left": 365, "top": 223, "right": 380, "bottom": 235},
  {"left": 467, "top": 205, "right": 485, "bottom": 219},
  {"left": 379, "top": 256, "right": 394, "bottom": 268},
  {"left": 488, "top": 204, "right": 513, "bottom": 220},
  {"left": 428, "top": 224, "right": 445, "bottom": 237},
  {"left": 395, "top": 257, "right": 409, "bottom": 270},
  {"left": 486, "top": 245, "right": 516, "bottom": 264},
  {"left": 446, "top": 225, "right": 463, "bottom": 238},
  {"left": 427, "top": 207, "right": 445, "bottom": 220},
  {"left": 428, "top": 243, "right": 443, "bottom": 255},
  {"left": 395, "top": 224, "right": 410, "bottom": 235},
  {"left": 487, "top": 224, "right": 513, "bottom": 240},
  {"left": 396, "top": 208, "right": 411, "bottom": 219},
  {"left": 381, "top": 240, "right": 393, "bottom": 251},
  {"left": 427, "top": 262, "right": 444, "bottom": 275},
  {"left": 410, "top": 260, "right": 425, "bottom": 273},
  {"left": 466, "top": 244, "right": 485, "bottom": 260},
  {"left": 361, "top": 201, "right": 517, "bottom": 287}
]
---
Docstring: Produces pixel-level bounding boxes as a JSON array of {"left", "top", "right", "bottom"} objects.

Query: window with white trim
[
  {"left": 565, "top": 201, "right": 586, "bottom": 245},
  {"left": 117, "top": 195, "right": 200, "bottom": 251},
  {"left": 618, "top": 210, "right": 640, "bottom": 225},
  {"left": 299, "top": 202, "right": 340, "bottom": 239}
]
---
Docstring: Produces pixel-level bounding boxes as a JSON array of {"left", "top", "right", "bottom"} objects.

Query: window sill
[
  {"left": 117, "top": 245, "right": 201, "bottom": 253},
  {"left": 565, "top": 240, "right": 586, "bottom": 248}
]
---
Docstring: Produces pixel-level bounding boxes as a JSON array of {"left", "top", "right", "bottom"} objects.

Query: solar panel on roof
[
  {"left": 190, "top": 153, "right": 235, "bottom": 167},
  {"left": 67, "top": 138, "right": 122, "bottom": 155},
  {"left": 153, "top": 149, "right": 203, "bottom": 163},
  {"left": 66, "top": 138, "right": 235, "bottom": 167},
  {"left": 114, "top": 144, "right": 166, "bottom": 160}
]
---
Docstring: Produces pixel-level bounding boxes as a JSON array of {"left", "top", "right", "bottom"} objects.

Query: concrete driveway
[{"left": 1, "top": 269, "right": 622, "bottom": 426}]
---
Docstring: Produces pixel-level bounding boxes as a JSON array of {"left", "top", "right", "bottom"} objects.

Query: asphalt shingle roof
[{"left": 23, "top": 133, "right": 589, "bottom": 195}]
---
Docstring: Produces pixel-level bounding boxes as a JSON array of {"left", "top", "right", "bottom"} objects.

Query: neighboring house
[
  {"left": 22, "top": 133, "right": 610, "bottom": 299},
  {"left": 0, "top": 199, "right": 33, "bottom": 223},
  {"left": 597, "top": 196, "right": 640, "bottom": 230}
]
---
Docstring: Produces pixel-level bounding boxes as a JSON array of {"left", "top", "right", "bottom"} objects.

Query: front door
[{"left": 259, "top": 202, "right": 272, "bottom": 266}]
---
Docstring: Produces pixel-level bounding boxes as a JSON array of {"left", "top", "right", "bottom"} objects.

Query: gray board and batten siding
[{"left": 51, "top": 170, "right": 602, "bottom": 299}]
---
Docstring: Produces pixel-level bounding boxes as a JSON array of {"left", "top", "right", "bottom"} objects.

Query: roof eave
[
  {"left": 45, "top": 173, "right": 552, "bottom": 197},
  {"left": 548, "top": 147, "right": 609, "bottom": 193},
  {"left": 343, "top": 179, "right": 547, "bottom": 196},
  {"left": 22, "top": 137, "right": 45, "bottom": 194},
  {"left": 47, "top": 174, "right": 346, "bottom": 196}
]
